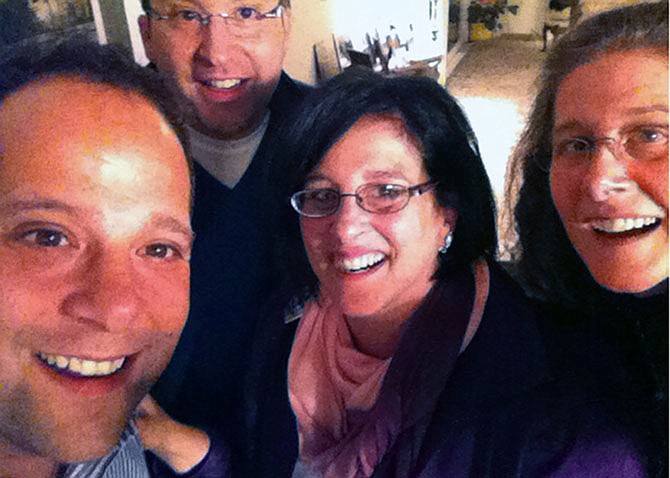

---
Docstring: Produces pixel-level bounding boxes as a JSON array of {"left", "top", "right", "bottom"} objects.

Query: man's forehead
[
  {"left": 0, "top": 81, "right": 190, "bottom": 229},
  {"left": 0, "top": 77, "right": 186, "bottom": 190},
  {"left": 0, "top": 77, "right": 163, "bottom": 136},
  {"left": 154, "top": 0, "right": 281, "bottom": 8}
]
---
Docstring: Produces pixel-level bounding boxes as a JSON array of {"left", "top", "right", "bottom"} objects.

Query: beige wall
[
  {"left": 283, "top": 0, "right": 333, "bottom": 84},
  {"left": 500, "top": 0, "right": 545, "bottom": 37},
  {"left": 581, "top": 0, "right": 652, "bottom": 17}
]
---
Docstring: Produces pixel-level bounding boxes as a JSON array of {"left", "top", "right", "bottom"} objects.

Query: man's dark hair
[
  {"left": 275, "top": 68, "right": 497, "bottom": 297},
  {"left": 506, "top": 1, "right": 669, "bottom": 307},
  {"left": 0, "top": 41, "right": 193, "bottom": 197}
]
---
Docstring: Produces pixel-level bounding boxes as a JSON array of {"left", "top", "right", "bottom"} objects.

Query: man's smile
[{"left": 36, "top": 352, "right": 127, "bottom": 377}]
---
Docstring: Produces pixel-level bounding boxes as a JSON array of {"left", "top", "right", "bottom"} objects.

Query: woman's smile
[{"left": 300, "top": 115, "right": 453, "bottom": 320}]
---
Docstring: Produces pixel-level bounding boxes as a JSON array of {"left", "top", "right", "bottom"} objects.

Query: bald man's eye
[
  {"left": 19, "top": 229, "right": 70, "bottom": 247},
  {"left": 142, "top": 243, "right": 183, "bottom": 261}
]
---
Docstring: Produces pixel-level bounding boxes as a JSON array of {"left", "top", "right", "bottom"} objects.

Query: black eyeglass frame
[{"left": 290, "top": 180, "right": 438, "bottom": 218}]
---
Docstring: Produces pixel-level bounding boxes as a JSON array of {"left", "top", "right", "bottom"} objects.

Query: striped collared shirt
[{"left": 60, "top": 422, "right": 149, "bottom": 478}]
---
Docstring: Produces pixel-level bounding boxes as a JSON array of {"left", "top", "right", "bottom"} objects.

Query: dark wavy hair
[
  {"left": 0, "top": 40, "right": 193, "bottom": 204},
  {"left": 506, "top": 1, "right": 669, "bottom": 307},
  {"left": 274, "top": 68, "right": 497, "bottom": 298}
]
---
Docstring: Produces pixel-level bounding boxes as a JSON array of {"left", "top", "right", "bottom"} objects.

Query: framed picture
[{"left": 0, "top": 0, "right": 98, "bottom": 60}]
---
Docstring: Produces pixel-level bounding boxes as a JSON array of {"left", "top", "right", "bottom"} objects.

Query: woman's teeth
[
  {"left": 342, "top": 253, "right": 385, "bottom": 273},
  {"left": 592, "top": 217, "right": 659, "bottom": 233},
  {"left": 37, "top": 353, "right": 126, "bottom": 377}
]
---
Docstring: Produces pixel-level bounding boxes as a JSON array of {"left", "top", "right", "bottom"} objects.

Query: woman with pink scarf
[{"left": 243, "top": 70, "right": 645, "bottom": 478}]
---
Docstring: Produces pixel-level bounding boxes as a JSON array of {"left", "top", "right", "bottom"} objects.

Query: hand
[{"left": 135, "top": 395, "right": 210, "bottom": 474}]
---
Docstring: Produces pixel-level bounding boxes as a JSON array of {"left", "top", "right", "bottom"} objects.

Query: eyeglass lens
[
  {"left": 554, "top": 128, "right": 668, "bottom": 163},
  {"left": 155, "top": 2, "right": 282, "bottom": 37},
  {"left": 292, "top": 184, "right": 413, "bottom": 217},
  {"left": 622, "top": 129, "right": 667, "bottom": 161}
]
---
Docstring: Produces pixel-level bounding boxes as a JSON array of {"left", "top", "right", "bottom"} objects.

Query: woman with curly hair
[{"left": 508, "top": 3, "right": 668, "bottom": 476}]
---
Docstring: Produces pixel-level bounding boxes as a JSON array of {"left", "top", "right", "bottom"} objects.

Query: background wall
[
  {"left": 124, "top": 0, "right": 149, "bottom": 64},
  {"left": 500, "top": 0, "right": 545, "bottom": 37},
  {"left": 283, "top": 0, "right": 332, "bottom": 84}
]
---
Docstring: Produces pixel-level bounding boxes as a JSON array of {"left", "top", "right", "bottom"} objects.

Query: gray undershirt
[{"left": 186, "top": 113, "right": 270, "bottom": 189}]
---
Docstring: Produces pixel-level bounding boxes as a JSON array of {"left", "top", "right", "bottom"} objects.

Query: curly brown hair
[{"left": 506, "top": 1, "right": 668, "bottom": 306}]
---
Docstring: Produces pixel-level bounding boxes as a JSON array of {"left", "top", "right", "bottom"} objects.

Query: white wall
[{"left": 125, "top": 0, "right": 149, "bottom": 64}]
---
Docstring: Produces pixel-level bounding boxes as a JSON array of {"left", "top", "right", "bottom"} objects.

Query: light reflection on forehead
[
  {"left": 100, "top": 154, "right": 139, "bottom": 188},
  {"left": 93, "top": 153, "right": 184, "bottom": 239}
]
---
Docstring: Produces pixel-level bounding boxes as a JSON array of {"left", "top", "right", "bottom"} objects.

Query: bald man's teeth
[
  {"left": 592, "top": 217, "right": 659, "bottom": 233},
  {"left": 208, "top": 79, "right": 242, "bottom": 89},
  {"left": 37, "top": 353, "right": 125, "bottom": 377},
  {"left": 342, "top": 253, "right": 385, "bottom": 273}
]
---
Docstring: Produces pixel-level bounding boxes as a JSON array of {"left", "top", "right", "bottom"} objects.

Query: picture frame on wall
[{"left": 0, "top": 0, "right": 100, "bottom": 61}]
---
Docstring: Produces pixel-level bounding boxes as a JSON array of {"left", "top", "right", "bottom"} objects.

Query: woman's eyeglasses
[{"left": 290, "top": 181, "right": 437, "bottom": 218}]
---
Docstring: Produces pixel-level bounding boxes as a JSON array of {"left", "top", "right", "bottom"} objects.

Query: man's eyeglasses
[
  {"left": 290, "top": 181, "right": 438, "bottom": 218},
  {"left": 553, "top": 126, "right": 668, "bottom": 164},
  {"left": 146, "top": 2, "right": 285, "bottom": 38}
]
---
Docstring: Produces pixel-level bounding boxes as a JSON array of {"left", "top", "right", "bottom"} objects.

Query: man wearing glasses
[{"left": 137, "top": 0, "right": 310, "bottom": 472}]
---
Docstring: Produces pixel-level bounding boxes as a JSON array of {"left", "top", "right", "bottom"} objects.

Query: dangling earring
[{"left": 438, "top": 232, "right": 453, "bottom": 255}]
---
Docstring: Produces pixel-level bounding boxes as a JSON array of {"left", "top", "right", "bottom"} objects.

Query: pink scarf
[{"left": 288, "top": 260, "right": 490, "bottom": 477}]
